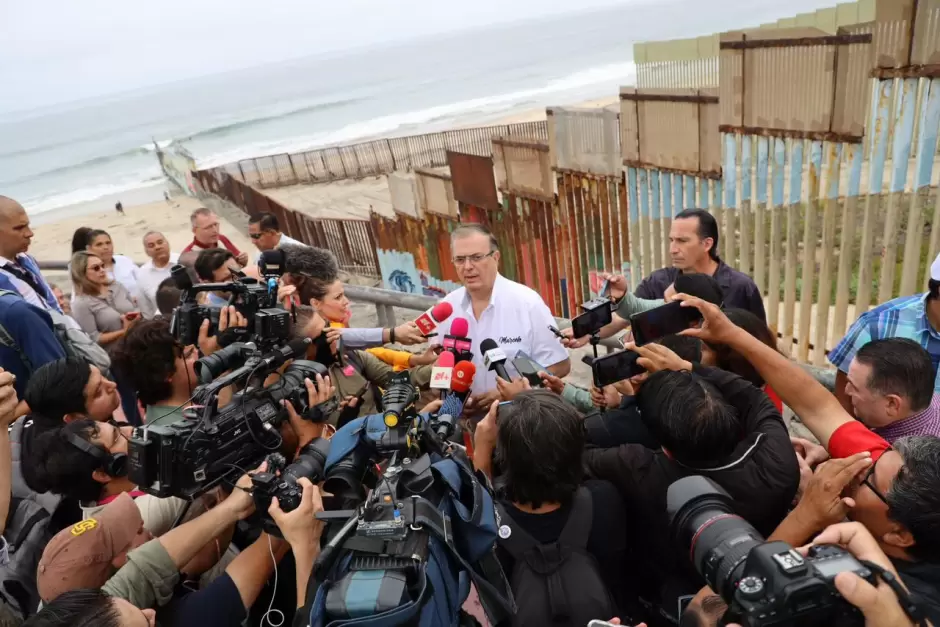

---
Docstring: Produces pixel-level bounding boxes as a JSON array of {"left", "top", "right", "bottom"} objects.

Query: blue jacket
[
  {"left": 0, "top": 253, "right": 61, "bottom": 313},
  {"left": 0, "top": 293, "right": 66, "bottom": 398}
]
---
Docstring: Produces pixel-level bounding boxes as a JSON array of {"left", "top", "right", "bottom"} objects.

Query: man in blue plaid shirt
[{"left": 829, "top": 253, "right": 940, "bottom": 414}]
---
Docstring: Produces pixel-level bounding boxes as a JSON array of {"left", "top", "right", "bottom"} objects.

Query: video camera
[
  {"left": 308, "top": 374, "right": 468, "bottom": 619},
  {"left": 668, "top": 476, "right": 875, "bottom": 627},
  {"left": 127, "top": 337, "right": 331, "bottom": 499},
  {"left": 168, "top": 263, "right": 290, "bottom": 350}
]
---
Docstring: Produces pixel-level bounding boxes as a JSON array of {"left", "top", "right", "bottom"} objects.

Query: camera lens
[
  {"left": 668, "top": 476, "right": 764, "bottom": 601},
  {"left": 267, "top": 360, "right": 329, "bottom": 406},
  {"left": 324, "top": 445, "right": 370, "bottom": 510},
  {"left": 195, "top": 342, "right": 250, "bottom": 383},
  {"left": 283, "top": 437, "right": 331, "bottom": 485}
]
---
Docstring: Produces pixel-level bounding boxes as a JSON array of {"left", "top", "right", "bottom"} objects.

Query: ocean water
[{"left": 0, "top": 0, "right": 834, "bottom": 218}]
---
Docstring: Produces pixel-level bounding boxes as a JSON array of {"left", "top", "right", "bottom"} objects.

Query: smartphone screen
[
  {"left": 592, "top": 350, "right": 644, "bottom": 387},
  {"left": 571, "top": 304, "right": 612, "bottom": 339},
  {"left": 629, "top": 301, "right": 703, "bottom": 346},
  {"left": 599, "top": 279, "right": 611, "bottom": 298}
]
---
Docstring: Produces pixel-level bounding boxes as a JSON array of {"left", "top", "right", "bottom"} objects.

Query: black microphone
[{"left": 480, "top": 338, "right": 511, "bottom": 382}]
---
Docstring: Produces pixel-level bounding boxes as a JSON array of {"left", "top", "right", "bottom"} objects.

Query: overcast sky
[{"left": 2, "top": 0, "right": 839, "bottom": 112}]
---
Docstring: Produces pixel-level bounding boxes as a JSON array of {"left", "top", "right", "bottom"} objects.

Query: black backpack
[{"left": 496, "top": 487, "right": 616, "bottom": 627}]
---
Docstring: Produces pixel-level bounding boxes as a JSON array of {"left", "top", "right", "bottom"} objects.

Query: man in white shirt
[
  {"left": 137, "top": 231, "right": 179, "bottom": 319},
  {"left": 248, "top": 212, "right": 302, "bottom": 263},
  {"left": 0, "top": 196, "right": 61, "bottom": 313},
  {"left": 433, "top": 224, "right": 570, "bottom": 413}
]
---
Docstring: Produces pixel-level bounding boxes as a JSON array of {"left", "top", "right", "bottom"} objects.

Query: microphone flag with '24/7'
[
  {"left": 414, "top": 302, "right": 453, "bottom": 336},
  {"left": 430, "top": 351, "right": 455, "bottom": 396},
  {"left": 480, "top": 338, "right": 511, "bottom": 381}
]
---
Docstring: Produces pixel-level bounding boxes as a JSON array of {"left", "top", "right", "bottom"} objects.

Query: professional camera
[
  {"left": 168, "top": 263, "right": 290, "bottom": 350},
  {"left": 251, "top": 437, "right": 331, "bottom": 536},
  {"left": 668, "top": 476, "right": 874, "bottom": 627},
  {"left": 127, "top": 338, "right": 331, "bottom": 499}
]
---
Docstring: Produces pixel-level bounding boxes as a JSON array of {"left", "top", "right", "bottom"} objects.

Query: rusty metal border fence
[
  {"left": 193, "top": 169, "right": 381, "bottom": 277},
  {"left": 203, "top": 121, "right": 547, "bottom": 190}
]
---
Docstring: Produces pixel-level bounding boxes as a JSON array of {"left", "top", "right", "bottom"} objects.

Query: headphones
[{"left": 64, "top": 432, "right": 128, "bottom": 478}]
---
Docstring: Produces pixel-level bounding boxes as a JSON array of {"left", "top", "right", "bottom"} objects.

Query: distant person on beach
[
  {"left": 248, "top": 212, "right": 302, "bottom": 263},
  {"left": 69, "top": 251, "right": 140, "bottom": 346},
  {"left": 85, "top": 229, "right": 140, "bottom": 302},
  {"left": 136, "top": 231, "right": 178, "bottom": 319},
  {"left": 114, "top": 200, "right": 124, "bottom": 216},
  {"left": 182, "top": 207, "right": 250, "bottom": 267},
  {"left": 0, "top": 195, "right": 62, "bottom": 314}
]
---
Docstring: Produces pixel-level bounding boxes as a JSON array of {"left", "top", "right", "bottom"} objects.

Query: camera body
[
  {"left": 251, "top": 438, "right": 331, "bottom": 536},
  {"left": 168, "top": 264, "right": 290, "bottom": 349},
  {"left": 668, "top": 476, "right": 873, "bottom": 627},
  {"left": 728, "top": 542, "right": 874, "bottom": 627},
  {"left": 128, "top": 351, "right": 328, "bottom": 499}
]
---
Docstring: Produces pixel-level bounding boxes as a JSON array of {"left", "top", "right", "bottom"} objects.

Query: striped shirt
[
  {"left": 875, "top": 394, "right": 940, "bottom": 443},
  {"left": 828, "top": 293, "right": 940, "bottom": 392}
]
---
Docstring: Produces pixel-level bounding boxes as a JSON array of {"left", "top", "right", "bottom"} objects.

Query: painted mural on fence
[{"left": 377, "top": 249, "right": 462, "bottom": 298}]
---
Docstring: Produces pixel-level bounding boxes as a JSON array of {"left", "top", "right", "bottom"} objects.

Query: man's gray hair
[
  {"left": 886, "top": 436, "right": 940, "bottom": 562},
  {"left": 189, "top": 207, "right": 215, "bottom": 226},
  {"left": 450, "top": 224, "right": 498, "bottom": 252},
  {"left": 142, "top": 230, "right": 165, "bottom": 243}
]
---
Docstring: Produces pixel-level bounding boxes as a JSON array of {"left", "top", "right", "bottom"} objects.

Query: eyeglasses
[
  {"left": 453, "top": 251, "right": 495, "bottom": 267},
  {"left": 249, "top": 233, "right": 263, "bottom": 240},
  {"left": 88, "top": 264, "right": 105, "bottom": 272},
  {"left": 861, "top": 452, "right": 890, "bottom": 506}
]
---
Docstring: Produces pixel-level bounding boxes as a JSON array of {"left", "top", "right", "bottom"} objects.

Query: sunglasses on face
[{"left": 88, "top": 264, "right": 105, "bottom": 272}]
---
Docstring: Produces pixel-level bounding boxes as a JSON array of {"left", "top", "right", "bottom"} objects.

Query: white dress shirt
[
  {"left": 109, "top": 255, "right": 141, "bottom": 302},
  {"left": 255, "top": 233, "right": 303, "bottom": 264},
  {"left": 137, "top": 253, "right": 179, "bottom": 318},
  {"left": 433, "top": 274, "right": 568, "bottom": 395}
]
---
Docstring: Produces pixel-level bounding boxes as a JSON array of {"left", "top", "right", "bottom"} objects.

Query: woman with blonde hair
[{"left": 70, "top": 251, "right": 140, "bottom": 346}]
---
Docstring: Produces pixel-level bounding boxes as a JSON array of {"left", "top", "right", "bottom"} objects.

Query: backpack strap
[
  {"left": 558, "top": 486, "right": 593, "bottom": 551},
  {"left": 494, "top": 502, "right": 541, "bottom": 560},
  {"left": 0, "top": 291, "right": 32, "bottom": 373},
  {"left": 403, "top": 495, "right": 516, "bottom": 626}
]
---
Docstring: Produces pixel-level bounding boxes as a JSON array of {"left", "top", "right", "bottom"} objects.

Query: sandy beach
[{"left": 28, "top": 195, "right": 256, "bottom": 287}]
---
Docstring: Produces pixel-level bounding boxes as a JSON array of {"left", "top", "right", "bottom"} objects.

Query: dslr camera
[
  {"left": 668, "top": 476, "right": 874, "bottom": 627},
  {"left": 251, "top": 437, "right": 331, "bottom": 536},
  {"left": 127, "top": 338, "right": 332, "bottom": 499},
  {"left": 168, "top": 263, "right": 290, "bottom": 350}
]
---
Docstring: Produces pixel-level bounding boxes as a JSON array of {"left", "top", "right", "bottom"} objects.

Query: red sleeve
[
  {"left": 218, "top": 234, "right": 241, "bottom": 256},
  {"left": 828, "top": 421, "right": 891, "bottom": 461}
]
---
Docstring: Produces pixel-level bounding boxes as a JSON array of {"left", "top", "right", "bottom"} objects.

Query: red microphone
[
  {"left": 414, "top": 302, "right": 453, "bottom": 336},
  {"left": 443, "top": 317, "right": 472, "bottom": 355},
  {"left": 450, "top": 361, "right": 476, "bottom": 401},
  {"left": 430, "top": 351, "right": 455, "bottom": 395}
]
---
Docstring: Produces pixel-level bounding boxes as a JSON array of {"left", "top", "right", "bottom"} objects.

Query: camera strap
[{"left": 861, "top": 560, "right": 929, "bottom": 627}]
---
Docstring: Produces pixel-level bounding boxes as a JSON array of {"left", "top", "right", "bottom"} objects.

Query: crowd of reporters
[{"left": 0, "top": 195, "right": 937, "bottom": 627}]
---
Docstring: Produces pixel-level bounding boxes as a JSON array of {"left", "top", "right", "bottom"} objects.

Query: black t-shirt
[
  {"left": 893, "top": 557, "right": 940, "bottom": 626},
  {"left": 161, "top": 573, "right": 246, "bottom": 627},
  {"left": 495, "top": 480, "right": 629, "bottom": 608}
]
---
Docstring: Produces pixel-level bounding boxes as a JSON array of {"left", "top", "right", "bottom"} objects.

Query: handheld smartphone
[
  {"left": 124, "top": 312, "right": 141, "bottom": 321},
  {"left": 588, "top": 621, "right": 630, "bottom": 627},
  {"left": 629, "top": 301, "right": 703, "bottom": 346},
  {"left": 571, "top": 300, "right": 613, "bottom": 339},
  {"left": 548, "top": 325, "right": 566, "bottom": 340},
  {"left": 591, "top": 350, "right": 645, "bottom": 387},
  {"left": 599, "top": 278, "right": 611, "bottom": 298},
  {"left": 512, "top": 351, "right": 547, "bottom": 387}
]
